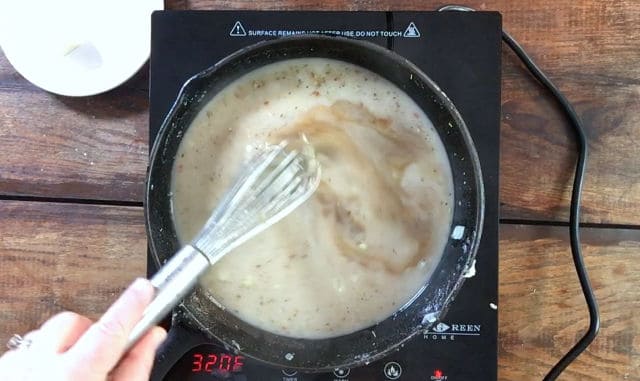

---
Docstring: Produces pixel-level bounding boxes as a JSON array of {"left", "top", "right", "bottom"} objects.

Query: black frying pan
[{"left": 146, "top": 35, "right": 484, "bottom": 371}]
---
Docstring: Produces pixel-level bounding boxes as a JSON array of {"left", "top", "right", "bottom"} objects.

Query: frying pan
[{"left": 146, "top": 35, "right": 484, "bottom": 372}]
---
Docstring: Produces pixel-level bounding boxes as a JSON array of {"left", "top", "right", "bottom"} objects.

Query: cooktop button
[
  {"left": 282, "top": 369, "right": 298, "bottom": 376},
  {"left": 383, "top": 361, "right": 402, "bottom": 379},
  {"left": 333, "top": 367, "right": 350, "bottom": 378}
]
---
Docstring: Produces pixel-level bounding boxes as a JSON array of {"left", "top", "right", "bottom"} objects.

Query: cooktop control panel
[{"left": 165, "top": 336, "right": 488, "bottom": 381}]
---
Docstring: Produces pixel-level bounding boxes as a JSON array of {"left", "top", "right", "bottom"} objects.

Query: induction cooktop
[{"left": 148, "top": 10, "right": 500, "bottom": 381}]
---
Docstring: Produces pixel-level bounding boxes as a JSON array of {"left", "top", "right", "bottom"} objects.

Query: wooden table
[{"left": 1, "top": 1, "right": 638, "bottom": 380}]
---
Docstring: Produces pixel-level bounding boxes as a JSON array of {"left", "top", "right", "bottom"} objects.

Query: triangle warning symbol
[
  {"left": 403, "top": 22, "right": 421, "bottom": 38},
  {"left": 230, "top": 21, "right": 247, "bottom": 37}
]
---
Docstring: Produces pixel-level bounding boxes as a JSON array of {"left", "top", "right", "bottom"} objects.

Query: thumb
[{"left": 65, "top": 278, "right": 155, "bottom": 374}]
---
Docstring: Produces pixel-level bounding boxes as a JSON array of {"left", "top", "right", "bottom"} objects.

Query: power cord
[{"left": 437, "top": 5, "right": 600, "bottom": 380}]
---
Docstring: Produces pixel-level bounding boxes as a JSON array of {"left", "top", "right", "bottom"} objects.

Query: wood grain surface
[
  {"left": 499, "top": 224, "right": 640, "bottom": 380},
  {"left": 1, "top": 0, "right": 639, "bottom": 224},
  {"left": 0, "top": 60, "right": 149, "bottom": 202},
  {"left": 0, "top": 202, "right": 146, "bottom": 341},
  {"left": 0, "top": 202, "right": 638, "bottom": 380}
]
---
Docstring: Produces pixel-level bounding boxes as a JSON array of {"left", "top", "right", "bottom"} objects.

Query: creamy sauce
[{"left": 171, "top": 58, "right": 454, "bottom": 339}]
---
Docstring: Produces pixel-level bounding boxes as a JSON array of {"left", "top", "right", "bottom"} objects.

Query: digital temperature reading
[{"left": 191, "top": 353, "right": 244, "bottom": 373}]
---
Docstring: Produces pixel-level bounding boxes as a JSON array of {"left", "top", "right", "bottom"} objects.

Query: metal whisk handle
[{"left": 125, "top": 245, "right": 209, "bottom": 351}]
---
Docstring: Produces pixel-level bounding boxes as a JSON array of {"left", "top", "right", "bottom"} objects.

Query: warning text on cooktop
[{"left": 229, "top": 21, "right": 422, "bottom": 38}]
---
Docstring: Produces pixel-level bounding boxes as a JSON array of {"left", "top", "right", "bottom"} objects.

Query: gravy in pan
[{"left": 171, "top": 58, "right": 454, "bottom": 339}]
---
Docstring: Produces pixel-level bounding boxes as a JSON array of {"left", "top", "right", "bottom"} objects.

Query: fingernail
[
  {"left": 130, "top": 277, "right": 149, "bottom": 292},
  {"left": 155, "top": 328, "right": 168, "bottom": 344}
]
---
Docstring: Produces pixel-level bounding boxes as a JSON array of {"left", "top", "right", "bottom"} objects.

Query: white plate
[{"left": 0, "top": 0, "right": 164, "bottom": 96}]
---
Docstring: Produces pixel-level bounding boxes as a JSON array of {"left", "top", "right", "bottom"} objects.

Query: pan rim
[{"left": 145, "top": 34, "right": 485, "bottom": 371}]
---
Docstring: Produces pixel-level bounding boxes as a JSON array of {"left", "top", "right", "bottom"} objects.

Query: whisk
[{"left": 126, "top": 141, "right": 321, "bottom": 349}]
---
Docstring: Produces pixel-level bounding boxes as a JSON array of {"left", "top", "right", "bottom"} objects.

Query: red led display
[{"left": 191, "top": 353, "right": 245, "bottom": 373}]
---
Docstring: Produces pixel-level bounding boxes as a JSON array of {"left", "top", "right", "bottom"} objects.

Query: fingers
[
  {"left": 0, "top": 334, "right": 30, "bottom": 372},
  {"left": 22, "top": 329, "right": 40, "bottom": 343},
  {"left": 66, "top": 278, "right": 155, "bottom": 374},
  {"left": 108, "top": 327, "right": 167, "bottom": 381},
  {"left": 0, "top": 349, "right": 21, "bottom": 378},
  {"left": 30, "top": 312, "right": 92, "bottom": 353}
]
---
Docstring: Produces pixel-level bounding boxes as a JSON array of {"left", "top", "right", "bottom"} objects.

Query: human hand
[{"left": 0, "top": 278, "right": 166, "bottom": 381}]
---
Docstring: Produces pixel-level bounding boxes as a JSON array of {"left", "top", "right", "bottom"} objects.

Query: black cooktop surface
[{"left": 149, "top": 10, "right": 501, "bottom": 381}]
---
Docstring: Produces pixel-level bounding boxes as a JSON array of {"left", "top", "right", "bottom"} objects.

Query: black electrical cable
[
  {"left": 437, "top": 5, "right": 600, "bottom": 380},
  {"left": 500, "top": 28, "right": 600, "bottom": 381}
]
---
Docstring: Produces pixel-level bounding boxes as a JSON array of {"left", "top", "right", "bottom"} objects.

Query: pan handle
[
  {"left": 126, "top": 245, "right": 209, "bottom": 351},
  {"left": 149, "top": 321, "right": 205, "bottom": 381}
]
